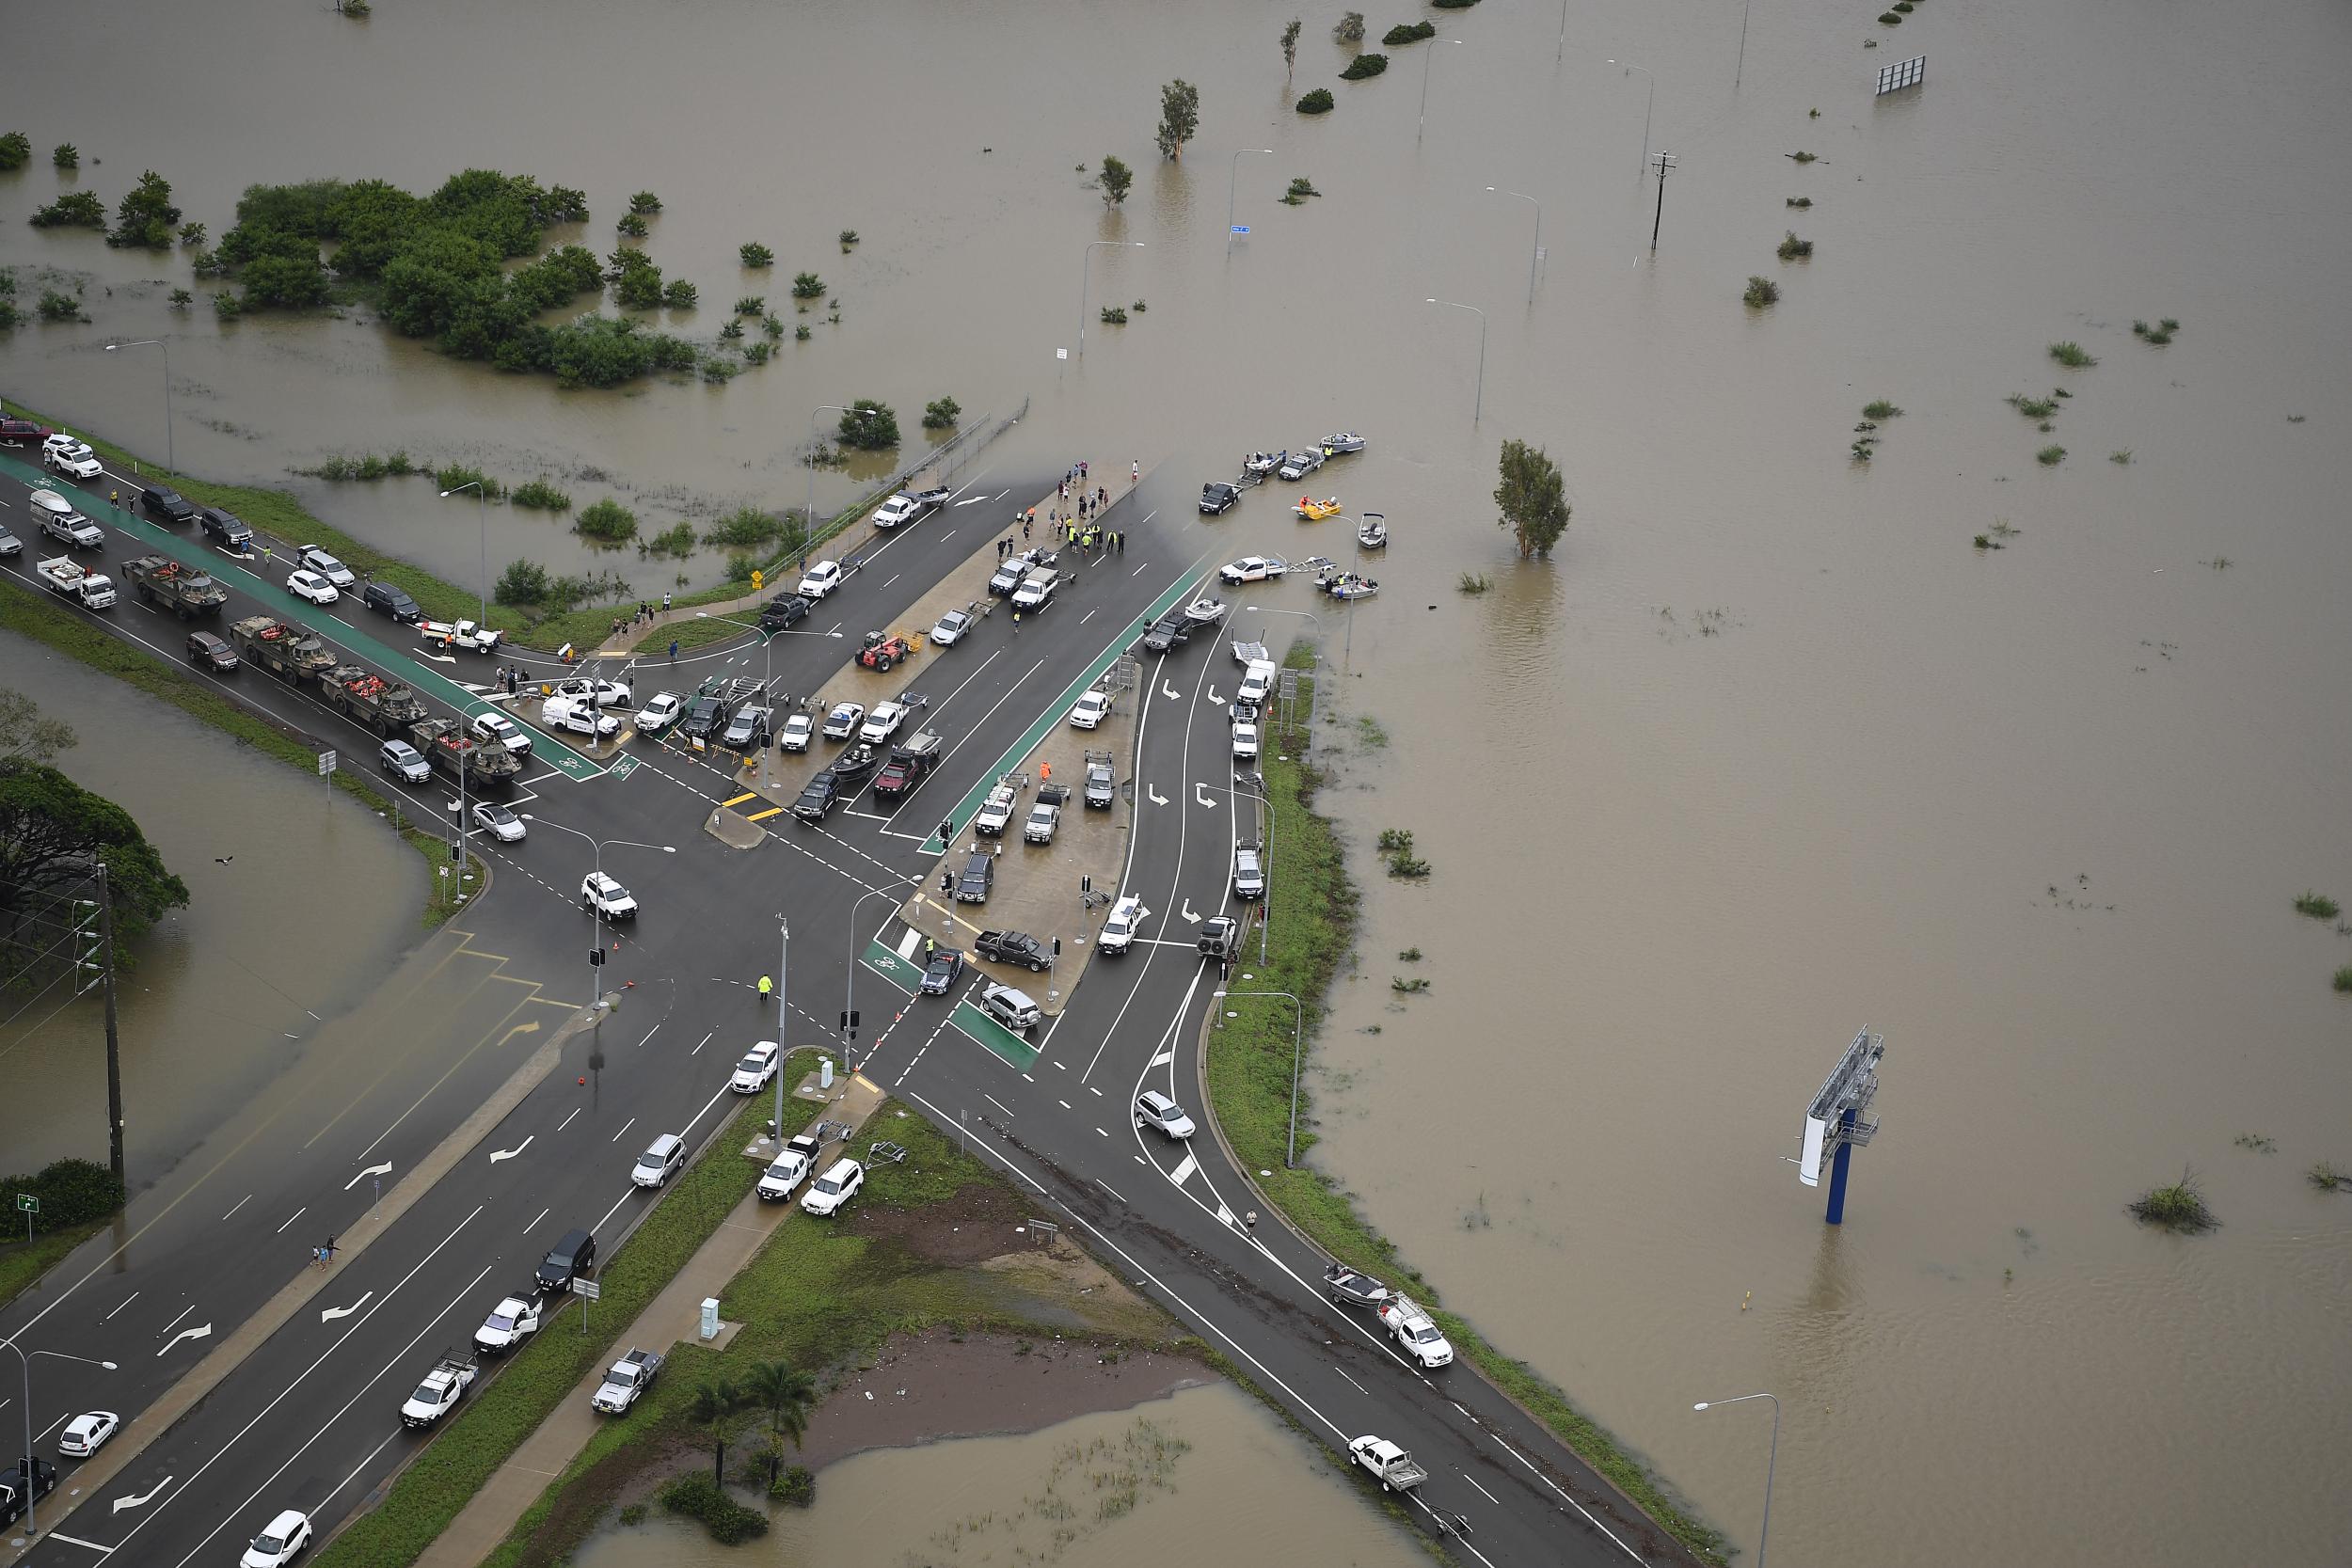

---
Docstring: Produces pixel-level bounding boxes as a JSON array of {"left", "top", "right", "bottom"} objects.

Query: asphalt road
[{"left": 3, "top": 451, "right": 1698, "bottom": 1568}]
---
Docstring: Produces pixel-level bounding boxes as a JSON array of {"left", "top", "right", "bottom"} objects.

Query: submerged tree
[
  {"left": 1155, "top": 80, "right": 1200, "bottom": 160},
  {"left": 1098, "top": 154, "right": 1133, "bottom": 208},
  {"left": 1493, "top": 439, "right": 1570, "bottom": 559},
  {"left": 1280, "top": 17, "right": 1303, "bottom": 78}
]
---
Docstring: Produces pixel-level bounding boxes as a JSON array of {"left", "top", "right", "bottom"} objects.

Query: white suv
[
  {"left": 1097, "top": 895, "right": 1147, "bottom": 955},
  {"left": 580, "top": 872, "right": 638, "bottom": 919},
  {"left": 801, "top": 1158, "right": 865, "bottom": 1216},
  {"left": 797, "top": 561, "right": 845, "bottom": 599}
]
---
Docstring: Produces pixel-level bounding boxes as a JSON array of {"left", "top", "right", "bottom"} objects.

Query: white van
[
  {"left": 1236, "top": 658, "right": 1277, "bottom": 706},
  {"left": 1010, "top": 570, "right": 1060, "bottom": 612}
]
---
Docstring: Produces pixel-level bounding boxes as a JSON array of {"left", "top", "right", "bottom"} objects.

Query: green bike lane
[
  {"left": 4, "top": 455, "right": 604, "bottom": 781},
  {"left": 860, "top": 936, "right": 1039, "bottom": 1070}
]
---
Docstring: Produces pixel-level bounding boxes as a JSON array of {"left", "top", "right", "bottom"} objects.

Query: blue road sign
[{"left": 1231, "top": 225, "right": 1249, "bottom": 235}]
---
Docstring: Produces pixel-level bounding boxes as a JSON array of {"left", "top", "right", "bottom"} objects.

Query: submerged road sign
[{"left": 1876, "top": 54, "right": 1926, "bottom": 95}]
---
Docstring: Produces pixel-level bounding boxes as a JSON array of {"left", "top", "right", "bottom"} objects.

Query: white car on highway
[
  {"left": 801, "top": 1157, "right": 865, "bottom": 1216},
  {"left": 57, "top": 1411, "right": 119, "bottom": 1457},
  {"left": 474, "top": 1292, "right": 543, "bottom": 1354},
  {"left": 930, "top": 609, "right": 974, "bottom": 646},
  {"left": 555, "top": 675, "right": 633, "bottom": 708},
  {"left": 286, "top": 568, "right": 340, "bottom": 606},
  {"left": 1232, "top": 721, "right": 1260, "bottom": 762},
  {"left": 1218, "top": 556, "right": 1288, "bottom": 585},
  {"left": 241, "top": 1510, "right": 313, "bottom": 1568},
  {"left": 297, "top": 546, "right": 358, "bottom": 588},
  {"left": 633, "top": 692, "right": 684, "bottom": 735},
  {"left": 1135, "top": 1090, "right": 1196, "bottom": 1140},
  {"left": 1068, "top": 689, "right": 1111, "bottom": 730},
  {"left": 580, "top": 871, "right": 637, "bottom": 919},
  {"left": 870, "top": 493, "right": 921, "bottom": 529},
  {"left": 1098, "top": 895, "right": 1148, "bottom": 955},
  {"left": 1379, "top": 1297, "right": 1455, "bottom": 1369},
  {"left": 470, "top": 712, "right": 532, "bottom": 756},
  {"left": 796, "top": 560, "right": 845, "bottom": 600},
  {"left": 860, "top": 702, "right": 909, "bottom": 745},
  {"left": 43, "top": 440, "right": 103, "bottom": 481},
  {"left": 472, "top": 801, "right": 526, "bottom": 843},
  {"left": 730, "top": 1040, "right": 780, "bottom": 1093}
]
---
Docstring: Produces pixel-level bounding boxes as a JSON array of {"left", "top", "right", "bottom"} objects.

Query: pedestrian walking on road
[
  {"left": 1131, "top": 460, "right": 1139, "bottom": 484},
  {"left": 668, "top": 639, "right": 679, "bottom": 662},
  {"left": 942, "top": 867, "right": 954, "bottom": 894},
  {"left": 924, "top": 935, "right": 936, "bottom": 958},
  {"left": 1012, "top": 610, "right": 1022, "bottom": 634},
  {"left": 758, "top": 974, "right": 772, "bottom": 1005}
]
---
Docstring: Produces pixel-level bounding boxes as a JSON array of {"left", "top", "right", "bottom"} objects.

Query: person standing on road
[
  {"left": 668, "top": 639, "right": 679, "bottom": 662},
  {"left": 1080, "top": 460, "right": 1089, "bottom": 483},
  {"left": 924, "top": 935, "right": 936, "bottom": 958},
  {"left": 1012, "top": 610, "right": 1022, "bottom": 634},
  {"left": 1131, "top": 460, "right": 1139, "bottom": 484},
  {"left": 758, "top": 974, "right": 772, "bottom": 1006}
]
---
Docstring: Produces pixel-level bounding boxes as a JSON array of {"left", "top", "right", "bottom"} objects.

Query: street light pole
[
  {"left": 772, "top": 919, "right": 789, "bottom": 1139},
  {"left": 103, "top": 339, "right": 173, "bottom": 473},
  {"left": 0, "top": 1339, "right": 117, "bottom": 1537},
  {"left": 437, "top": 479, "right": 489, "bottom": 628},
  {"left": 1419, "top": 39, "right": 1464, "bottom": 144},
  {"left": 520, "top": 820, "right": 673, "bottom": 1020},
  {"left": 1424, "top": 298, "right": 1488, "bottom": 423},
  {"left": 1737, "top": 0, "right": 1753, "bottom": 87},
  {"left": 1227, "top": 149, "right": 1274, "bottom": 252},
  {"left": 1486, "top": 186, "right": 1543, "bottom": 304},
  {"left": 1215, "top": 989, "right": 1305, "bottom": 1164},
  {"left": 807, "top": 404, "right": 860, "bottom": 558},
  {"left": 1693, "top": 1393, "right": 1780, "bottom": 1568},
  {"left": 1609, "top": 60, "right": 1657, "bottom": 181},
  {"left": 1079, "top": 240, "right": 1145, "bottom": 358}
]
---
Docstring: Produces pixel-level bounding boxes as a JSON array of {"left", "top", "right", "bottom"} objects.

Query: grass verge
[
  {"left": 1, "top": 579, "right": 477, "bottom": 927},
  {"left": 312, "top": 1074, "right": 823, "bottom": 1568},
  {"left": 0, "top": 1220, "right": 109, "bottom": 1314},
  {"left": 1201, "top": 642, "right": 1728, "bottom": 1566},
  {"left": 475, "top": 1102, "right": 1182, "bottom": 1568}
]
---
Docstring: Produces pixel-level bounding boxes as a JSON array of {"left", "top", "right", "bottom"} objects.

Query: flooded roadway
[{"left": 7, "top": 0, "right": 2351, "bottom": 1561}]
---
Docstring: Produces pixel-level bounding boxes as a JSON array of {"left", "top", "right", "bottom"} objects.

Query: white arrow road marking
[
  {"left": 1169, "top": 1152, "right": 1199, "bottom": 1186},
  {"left": 113, "top": 1477, "right": 173, "bottom": 1514},
  {"left": 488, "top": 1135, "right": 533, "bottom": 1164},
  {"left": 1195, "top": 783, "right": 1217, "bottom": 808},
  {"left": 954, "top": 494, "right": 990, "bottom": 507},
  {"left": 158, "top": 1323, "right": 212, "bottom": 1356},
  {"left": 1180, "top": 899, "right": 1201, "bottom": 924},
  {"left": 320, "top": 1291, "right": 373, "bottom": 1323},
  {"left": 422, "top": 653, "right": 457, "bottom": 665},
  {"left": 1162, "top": 682, "right": 1181, "bottom": 700},
  {"left": 1150, "top": 1050, "right": 1174, "bottom": 1068},
  {"left": 1147, "top": 784, "right": 1168, "bottom": 804},
  {"left": 43, "top": 1532, "right": 116, "bottom": 1554},
  {"left": 1207, "top": 686, "right": 1222, "bottom": 705},
  {"left": 344, "top": 1161, "right": 392, "bottom": 1191}
]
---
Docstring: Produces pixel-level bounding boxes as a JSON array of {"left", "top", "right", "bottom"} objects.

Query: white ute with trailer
[
  {"left": 1376, "top": 1291, "right": 1454, "bottom": 1369},
  {"left": 592, "top": 1348, "right": 665, "bottom": 1414},
  {"left": 36, "top": 557, "right": 117, "bottom": 609},
  {"left": 1349, "top": 1434, "right": 1428, "bottom": 1493},
  {"left": 417, "top": 618, "right": 504, "bottom": 652},
  {"left": 400, "top": 1353, "right": 479, "bottom": 1428}
]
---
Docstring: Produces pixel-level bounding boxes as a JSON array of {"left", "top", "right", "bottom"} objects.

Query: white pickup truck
[
  {"left": 592, "top": 1347, "right": 664, "bottom": 1414},
  {"left": 400, "top": 1354, "right": 480, "bottom": 1428},
  {"left": 1377, "top": 1292, "right": 1454, "bottom": 1370},
  {"left": 418, "top": 618, "right": 504, "bottom": 652},
  {"left": 973, "top": 782, "right": 1019, "bottom": 836},
  {"left": 36, "top": 557, "right": 117, "bottom": 609},
  {"left": 473, "top": 1291, "right": 544, "bottom": 1355},
  {"left": 756, "top": 1132, "right": 824, "bottom": 1201},
  {"left": 1349, "top": 1434, "right": 1428, "bottom": 1493}
]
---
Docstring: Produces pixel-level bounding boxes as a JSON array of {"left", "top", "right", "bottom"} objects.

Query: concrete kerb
[
  {"left": 0, "top": 941, "right": 580, "bottom": 1568},
  {"left": 414, "top": 1069, "right": 888, "bottom": 1568}
]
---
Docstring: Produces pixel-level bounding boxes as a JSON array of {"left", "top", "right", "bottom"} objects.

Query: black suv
[
  {"left": 186, "top": 631, "right": 240, "bottom": 673},
  {"left": 1200, "top": 482, "right": 1241, "bottom": 515},
  {"left": 759, "top": 594, "right": 811, "bottom": 630},
  {"left": 955, "top": 849, "right": 994, "bottom": 903},
  {"left": 791, "top": 770, "right": 840, "bottom": 823},
  {"left": 139, "top": 485, "right": 198, "bottom": 526},
  {"left": 197, "top": 505, "right": 254, "bottom": 548},
  {"left": 678, "top": 695, "right": 727, "bottom": 743},
  {"left": 361, "top": 580, "right": 421, "bottom": 623},
  {"left": 1141, "top": 615, "right": 1193, "bottom": 654},
  {"left": 534, "top": 1227, "right": 596, "bottom": 1291}
]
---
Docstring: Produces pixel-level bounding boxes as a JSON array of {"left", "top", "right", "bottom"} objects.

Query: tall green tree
[
  {"left": 1281, "top": 18, "right": 1303, "bottom": 78},
  {"left": 836, "top": 399, "right": 899, "bottom": 450},
  {"left": 1156, "top": 80, "right": 1200, "bottom": 160},
  {"left": 1493, "top": 439, "right": 1570, "bottom": 558},
  {"left": 741, "top": 1359, "right": 816, "bottom": 1482},
  {"left": 108, "top": 170, "right": 182, "bottom": 250},
  {"left": 0, "top": 761, "right": 189, "bottom": 974},
  {"left": 686, "top": 1378, "right": 750, "bottom": 1485},
  {"left": 1098, "top": 155, "right": 1134, "bottom": 208}
]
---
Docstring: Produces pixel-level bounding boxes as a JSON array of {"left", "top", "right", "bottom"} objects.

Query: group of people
[{"left": 491, "top": 664, "right": 529, "bottom": 696}]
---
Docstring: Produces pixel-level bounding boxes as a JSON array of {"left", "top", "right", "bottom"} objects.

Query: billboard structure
[
  {"left": 1875, "top": 55, "right": 1926, "bottom": 96},
  {"left": 1798, "top": 1028, "right": 1885, "bottom": 1224}
]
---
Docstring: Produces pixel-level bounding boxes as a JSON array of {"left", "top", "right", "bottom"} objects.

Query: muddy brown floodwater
[
  {"left": 567, "top": 1383, "right": 1425, "bottom": 1568},
  {"left": 8, "top": 0, "right": 2352, "bottom": 1561},
  {"left": 0, "top": 636, "right": 423, "bottom": 1184}
]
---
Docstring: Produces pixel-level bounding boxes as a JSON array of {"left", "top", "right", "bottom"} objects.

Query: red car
[{"left": 0, "top": 419, "right": 53, "bottom": 451}]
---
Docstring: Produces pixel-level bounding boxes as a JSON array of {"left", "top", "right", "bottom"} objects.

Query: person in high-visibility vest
[{"left": 757, "top": 975, "right": 772, "bottom": 1005}]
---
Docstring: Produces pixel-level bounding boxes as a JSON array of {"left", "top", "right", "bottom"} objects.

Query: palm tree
[
  {"left": 741, "top": 1359, "right": 816, "bottom": 1483},
  {"left": 687, "top": 1377, "right": 749, "bottom": 1485}
]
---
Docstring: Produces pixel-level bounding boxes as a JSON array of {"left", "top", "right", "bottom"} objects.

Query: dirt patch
[
  {"left": 846, "top": 1174, "right": 1036, "bottom": 1263},
  {"left": 793, "top": 1328, "right": 1216, "bottom": 1475}
]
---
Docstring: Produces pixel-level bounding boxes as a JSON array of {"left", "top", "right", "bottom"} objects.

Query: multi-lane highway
[{"left": 2, "top": 448, "right": 1699, "bottom": 1568}]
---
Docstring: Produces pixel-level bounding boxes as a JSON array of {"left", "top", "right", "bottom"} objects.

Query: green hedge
[{"left": 0, "top": 1158, "right": 123, "bottom": 1232}]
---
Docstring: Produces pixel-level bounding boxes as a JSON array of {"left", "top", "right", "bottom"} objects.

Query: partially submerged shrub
[
  {"left": 1742, "top": 276, "right": 1780, "bottom": 308},
  {"left": 2036, "top": 445, "right": 2067, "bottom": 466},
  {"left": 512, "top": 477, "right": 572, "bottom": 511},
  {"left": 1384, "top": 21, "right": 1437, "bottom": 44},
  {"left": 1297, "top": 87, "right": 1336, "bottom": 114},
  {"left": 574, "top": 498, "right": 639, "bottom": 543},
  {"left": 1339, "top": 53, "right": 1390, "bottom": 79},
  {"left": 2049, "top": 340, "right": 2097, "bottom": 368},
  {"left": 739, "top": 242, "right": 774, "bottom": 268},
  {"left": 1777, "top": 230, "right": 1814, "bottom": 260},
  {"left": 2128, "top": 1167, "right": 2217, "bottom": 1233},
  {"left": 1862, "top": 400, "right": 1903, "bottom": 420},
  {"left": 2293, "top": 892, "right": 2341, "bottom": 921}
]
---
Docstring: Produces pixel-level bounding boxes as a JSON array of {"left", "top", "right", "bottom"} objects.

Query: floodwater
[
  {"left": 567, "top": 1382, "right": 1424, "bottom": 1568},
  {"left": 0, "top": 635, "right": 422, "bottom": 1185},
  {"left": 8, "top": 0, "right": 2352, "bottom": 1562}
]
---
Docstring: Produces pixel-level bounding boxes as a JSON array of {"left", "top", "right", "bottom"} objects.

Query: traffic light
[{"left": 752, "top": 569, "right": 765, "bottom": 592}]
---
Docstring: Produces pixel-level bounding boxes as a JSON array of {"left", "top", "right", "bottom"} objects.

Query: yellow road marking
[
  {"left": 723, "top": 791, "right": 758, "bottom": 807},
  {"left": 743, "top": 805, "right": 786, "bottom": 822}
]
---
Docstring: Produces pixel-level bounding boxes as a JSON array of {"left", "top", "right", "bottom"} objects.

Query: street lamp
[
  {"left": 1423, "top": 298, "right": 1488, "bottom": 424},
  {"left": 1692, "top": 1393, "right": 1780, "bottom": 1568},
  {"left": 807, "top": 404, "right": 866, "bottom": 558},
  {"left": 1214, "top": 989, "right": 1306, "bottom": 1164},
  {"left": 437, "top": 480, "right": 491, "bottom": 630},
  {"left": 1079, "top": 240, "right": 1145, "bottom": 358},
  {"left": 104, "top": 338, "right": 173, "bottom": 473},
  {"left": 1419, "top": 38, "right": 1464, "bottom": 144},
  {"left": 1608, "top": 60, "right": 1658, "bottom": 181},
  {"left": 694, "top": 610, "right": 847, "bottom": 695},
  {"left": 1486, "top": 186, "right": 1543, "bottom": 305},
  {"left": 1227, "top": 149, "right": 1274, "bottom": 251},
  {"left": 845, "top": 880, "right": 915, "bottom": 1074},
  {"left": 0, "top": 1338, "right": 116, "bottom": 1537},
  {"left": 519, "top": 819, "right": 674, "bottom": 1017}
]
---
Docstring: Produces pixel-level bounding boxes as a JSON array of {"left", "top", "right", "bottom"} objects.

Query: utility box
[
  {"left": 819, "top": 1057, "right": 834, "bottom": 1090},
  {"left": 700, "top": 1297, "right": 721, "bottom": 1340}
]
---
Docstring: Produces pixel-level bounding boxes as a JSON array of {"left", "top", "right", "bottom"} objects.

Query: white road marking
[
  {"left": 489, "top": 1136, "right": 532, "bottom": 1163},
  {"left": 157, "top": 1323, "right": 212, "bottom": 1356},
  {"left": 103, "top": 1291, "right": 140, "bottom": 1323},
  {"left": 610, "top": 1117, "right": 635, "bottom": 1143},
  {"left": 1147, "top": 784, "right": 1168, "bottom": 804},
  {"left": 1194, "top": 783, "right": 1216, "bottom": 808},
  {"left": 526, "top": 1206, "right": 550, "bottom": 1232},
  {"left": 1058, "top": 1100, "right": 1073, "bottom": 1110},
  {"left": 1162, "top": 681, "right": 1181, "bottom": 700},
  {"left": 111, "top": 1478, "right": 172, "bottom": 1514},
  {"left": 1459, "top": 1469, "right": 1502, "bottom": 1504},
  {"left": 274, "top": 1206, "right": 306, "bottom": 1234},
  {"left": 220, "top": 1195, "right": 250, "bottom": 1221},
  {"left": 1168, "top": 1152, "right": 1198, "bottom": 1185},
  {"left": 1097, "top": 1178, "right": 1127, "bottom": 1202},
  {"left": 343, "top": 1161, "right": 392, "bottom": 1191},
  {"left": 1207, "top": 686, "right": 1222, "bottom": 705},
  {"left": 557, "top": 1107, "right": 582, "bottom": 1132},
  {"left": 1181, "top": 899, "right": 1200, "bottom": 924},
  {"left": 44, "top": 1531, "right": 116, "bottom": 1554},
  {"left": 1079, "top": 608, "right": 1095, "bottom": 624},
  {"left": 983, "top": 1093, "right": 1015, "bottom": 1117},
  {"left": 319, "top": 1290, "right": 373, "bottom": 1323},
  {"left": 158, "top": 1304, "right": 195, "bottom": 1338},
  {"left": 1149, "top": 1050, "right": 1173, "bottom": 1068}
]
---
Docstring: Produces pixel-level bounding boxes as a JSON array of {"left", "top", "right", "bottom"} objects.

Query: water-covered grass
[
  {"left": 2128, "top": 1168, "right": 2217, "bottom": 1232},
  {"left": 2049, "top": 340, "right": 2098, "bottom": 368},
  {"left": 2291, "top": 892, "right": 2339, "bottom": 921}
]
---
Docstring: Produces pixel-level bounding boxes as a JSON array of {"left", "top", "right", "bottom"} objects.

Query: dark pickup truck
[
  {"left": 791, "top": 769, "right": 840, "bottom": 823},
  {"left": 871, "top": 732, "right": 942, "bottom": 799},
  {"left": 975, "top": 928, "right": 1051, "bottom": 972}
]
